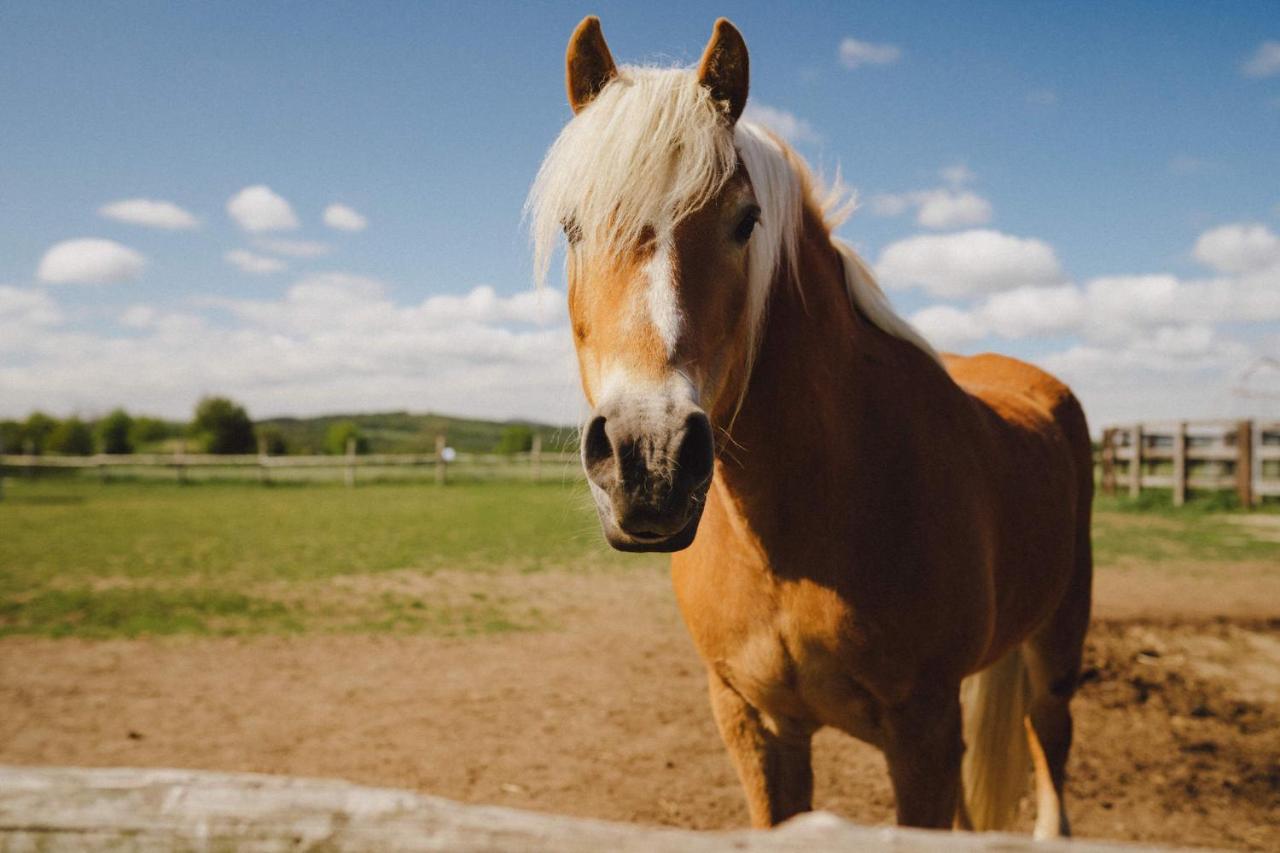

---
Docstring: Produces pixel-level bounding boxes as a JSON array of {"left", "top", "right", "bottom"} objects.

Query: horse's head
[{"left": 531, "top": 17, "right": 798, "bottom": 552}]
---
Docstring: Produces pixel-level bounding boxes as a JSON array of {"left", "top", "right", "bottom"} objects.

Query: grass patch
[
  {"left": 3, "top": 478, "right": 1277, "bottom": 638},
  {"left": 1092, "top": 493, "right": 1280, "bottom": 567},
  {"left": 0, "top": 478, "right": 653, "bottom": 638},
  {"left": 0, "top": 587, "right": 296, "bottom": 639}
]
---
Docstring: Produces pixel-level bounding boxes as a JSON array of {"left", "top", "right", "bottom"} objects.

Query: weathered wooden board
[{"left": 0, "top": 766, "right": 1179, "bottom": 852}]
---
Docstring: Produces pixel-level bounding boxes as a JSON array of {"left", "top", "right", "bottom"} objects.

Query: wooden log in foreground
[{"left": 0, "top": 766, "right": 1173, "bottom": 852}]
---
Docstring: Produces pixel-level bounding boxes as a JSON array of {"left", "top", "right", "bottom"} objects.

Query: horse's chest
[{"left": 675, "top": 571, "right": 889, "bottom": 740}]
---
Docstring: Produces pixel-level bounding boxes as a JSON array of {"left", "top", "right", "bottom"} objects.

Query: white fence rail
[{"left": 0, "top": 445, "right": 583, "bottom": 491}]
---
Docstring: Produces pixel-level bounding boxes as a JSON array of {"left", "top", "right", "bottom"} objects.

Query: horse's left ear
[{"left": 696, "top": 18, "right": 749, "bottom": 124}]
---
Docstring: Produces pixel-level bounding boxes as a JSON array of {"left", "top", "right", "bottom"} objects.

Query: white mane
[{"left": 526, "top": 65, "right": 939, "bottom": 371}]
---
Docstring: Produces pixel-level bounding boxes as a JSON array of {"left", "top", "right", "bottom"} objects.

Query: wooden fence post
[
  {"left": 175, "top": 441, "right": 187, "bottom": 485},
  {"left": 435, "top": 434, "right": 447, "bottom": 485},
  {"left": 1100, "top": 428, "right": 1116, "bottom": 496},
  {"left": 344, "top": 437, "right": 356, "bottom": 488},
  {"left": 1236, "top": 420, "right": 1254, "bottom": 509},
  {"left": 1172, "top": 421, "right": 1187, "bottom": 507},
  {"left": 531, "top": 433, "right": 542, "bottom": 482},
  {"left": 1128, "top": 423, "right": 1143, "bottom": 498},
  {"left": 258, "top": 438, "right": 271, "bottom": 486}
]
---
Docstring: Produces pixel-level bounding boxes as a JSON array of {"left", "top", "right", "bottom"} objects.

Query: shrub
[
  {"left": 190, "top": 396, "right": 256, "bottom": 454},
  {"left": 131, "top": 416, "right": 180, "bottom": 450},
  {"left": 325, "top": 421, "right": 369, "bottom": 455},
  {"left": 22, "top": 412, "right": 58, "bottom": 455},
  {"left": 48, "top": 417, "right": 95, "bottom": 455},
  {"left": 258, "top": 426, "right": 289, "bottom": 456},
  {"left": 97, "top": 409, "right": 134, "bottom": 454},
  {"left": 496, "top": 424, "right": 534, "bottom": 454}
]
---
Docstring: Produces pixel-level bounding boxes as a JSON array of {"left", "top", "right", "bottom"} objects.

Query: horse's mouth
[{"left": 602, "top": 503, "right": 704, "bottom": 553}]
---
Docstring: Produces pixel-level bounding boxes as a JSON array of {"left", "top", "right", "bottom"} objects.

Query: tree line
[
  {"left": 1, "top": 397, "right": 540, "bottom": 457},
  {"left": 2, "top": 397, "right": 337, "bottom": 457}
]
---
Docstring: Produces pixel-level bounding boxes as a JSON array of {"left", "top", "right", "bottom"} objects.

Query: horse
[{"left": 528, "top": 17, "right": 1093, "bottom": 838}]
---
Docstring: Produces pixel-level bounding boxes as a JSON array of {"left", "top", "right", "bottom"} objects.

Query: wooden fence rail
[
  {"left": 0, "top": 766, "right": 1160, "bottom": 852},
  {"left": 1098, "top": 419, "right": 1280, "bottom": 507},
  {"left": 0, "top": 442, "right": 582, "bottom": 492}
]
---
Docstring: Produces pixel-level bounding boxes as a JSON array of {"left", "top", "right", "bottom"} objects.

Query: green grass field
[
  {"left": 1, "top": 478, "right": 1276, "bottom": 639},
  {"left": 0, "top": 478, "right": 660, "bottom": 639}
]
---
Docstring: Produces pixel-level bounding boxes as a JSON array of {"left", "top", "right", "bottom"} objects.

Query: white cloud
[
  {"left": 742, "top": 103, "right": 819, "bottom": 143},
  {"left": 226, "top": 185, "right": 299, "bottom": 232},
  {"left": 1242, "top": 40, "right": 1280, "bottom": 78},
  {"left": 915, "top": 190, "right": 993, "bottom": 229},
  {"left": 225, "top": 249, "right": 287, "bottom": 275},
  {"left": 909, "top": 304, "right": 987, "bottom": 350},
  {"left": 99, "top": 198, "right": 199, "bottom": 230},
  {"left": 119, "top": 304, "right": 158, "bottom": 328},
  {"left": 1192, "top": 223, "right": 1280, "bottom": 274},
  {"left": 255, "top": 238, "right": 331, "bottom": 258},
  {"left": 36, "top": 238, "right": 146, "bottom": 284},
  {"left": 979, "top": 283, "right": 1085, "bottom": 339},
  {"left": 869, "top": 188, "right": 993, "bottom": 229},
  {"left": 323, "top": 203, "right": 368, "bottom": 232},
  {"left": 0, "top": 275, "right": 579, "bottom": 422},
  {"left": 876, "top": 229, "right": 1063, "bottom": 297},
  {"left": 939, "top": 164, "right": 975, "bottom": 186},
  {"left": 868, "top": 168, "right": 992, "bottom": 229},
  {"left": 0, "top": 285, "right": 62, "bottom": 327},
  {"left": 838, "top": 37, "right": 901, "bottom": 69}
]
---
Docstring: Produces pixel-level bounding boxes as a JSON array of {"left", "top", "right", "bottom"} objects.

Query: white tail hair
[{"left": 960, "top": 646, "right": 1032, "bottom": 831}]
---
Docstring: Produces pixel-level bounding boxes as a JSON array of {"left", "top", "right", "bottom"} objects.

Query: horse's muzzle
[{"left": 582, "top": 399, "right": 714, "bottom": 552}]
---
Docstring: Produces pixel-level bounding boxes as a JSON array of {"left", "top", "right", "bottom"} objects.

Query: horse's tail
[{"left": 960, "top": 645, "right": 1031, "bottom": 831}]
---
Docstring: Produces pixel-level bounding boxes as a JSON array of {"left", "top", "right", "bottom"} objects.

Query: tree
[
  {"left": 23, "top": 412, "right": 58, "bottom": 455},
  {"left": 131, "top": 416, "right": 180, "bottom": 450},
  {"left": 257, "top": 426, "right": 289, "bottom": 456},
  {"left": 190, "top": 397, "right": 256, "bottom": 454},
  {"left": 325, "top": 421, "right": 369, "bottom": 455},
  {"left": 97, "top": 409, "right": 134, "bottom": 454},
  {"left": 0, "top": 420, "right": 21, "bottom": 454},
  {"left": 496, "top": 424, "right": 534, "bottom": 454},
  {"left": 48, "top": 417, "right": 95, "bottom": 455}
]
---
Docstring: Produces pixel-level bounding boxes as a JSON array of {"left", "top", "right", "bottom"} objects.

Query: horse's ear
[
  {"left": 696, "top": 18, "right": 749, "bottom": 124},
  {"left": 566, "top": 16, "right": 618, "bottom": 113}
]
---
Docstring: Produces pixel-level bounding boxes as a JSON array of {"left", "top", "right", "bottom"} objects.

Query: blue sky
[{"left": 2, "top": 2, "right": 1278, "bottom": 427}]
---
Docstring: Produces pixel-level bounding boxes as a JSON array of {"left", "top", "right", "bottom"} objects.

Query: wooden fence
[
  {"left": 0, "top": 435, "right": 581, "bottom": 494},
  {"left": 1098, "top": 419, "right": 1280, "bottom": 507},
  {"left": 0, "top": 765, "right": 1155, "bottom": 852}
]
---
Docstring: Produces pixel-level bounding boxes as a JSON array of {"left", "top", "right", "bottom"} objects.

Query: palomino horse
[{"left": 529, "top": 17, "right": 1093, "bottom": 838}]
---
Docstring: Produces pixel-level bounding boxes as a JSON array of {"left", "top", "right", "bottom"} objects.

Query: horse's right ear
[{"left": 566, "top": 16, "right": 617, "bottom": 113}]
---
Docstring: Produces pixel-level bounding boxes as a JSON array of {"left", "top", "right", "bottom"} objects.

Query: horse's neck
[{"left": 715, "top": 205, "right": 947, "bottom": 539}]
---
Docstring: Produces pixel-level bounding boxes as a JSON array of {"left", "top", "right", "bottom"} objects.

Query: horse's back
[{"left": 943, "top": 352, "right": 1090, "bottom": 471}]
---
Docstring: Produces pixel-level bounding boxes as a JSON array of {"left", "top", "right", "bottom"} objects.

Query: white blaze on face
[{"left": 643, "top": 235, "right": 682, "bottom": 357}]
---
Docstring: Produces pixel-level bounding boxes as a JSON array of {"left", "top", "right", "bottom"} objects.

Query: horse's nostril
[
  {"left": 583, "top": 414, "right": 613, "bottom": 471},
  {"left": 675, "top": 412, "right": 715, "bottom": 490}
]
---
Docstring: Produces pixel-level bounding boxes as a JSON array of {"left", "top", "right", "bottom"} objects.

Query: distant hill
[{"left": 254, "top": 411, "right": 577, "bottom": 455}]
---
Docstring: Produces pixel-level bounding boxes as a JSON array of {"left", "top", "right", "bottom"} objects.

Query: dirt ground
[{"left": 1, "top": 565, "right": 1277, "bottom": 851}]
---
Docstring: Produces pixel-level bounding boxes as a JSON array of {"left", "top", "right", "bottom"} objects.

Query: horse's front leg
[
  {"left": 706, "top": 670, "right": 814, "bottom": 828},
  {"left": 882, "top": 684, "right": 965, "bottom": 829}
]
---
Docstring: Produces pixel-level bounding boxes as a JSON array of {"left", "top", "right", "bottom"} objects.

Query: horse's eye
[
  {"left": 734, "top": 205, "right": 761, "bottom": 244},
  {"left": 562, "top": 217, "right": 583, "bottom": 245}
]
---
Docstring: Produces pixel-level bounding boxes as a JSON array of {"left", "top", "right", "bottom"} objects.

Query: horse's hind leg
[
  {"left": 707, "top": 670, "right": 814, "bottom": 828},
  {"left": 1022, "top": 536, "right": 1092, "bottom": 839}
]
